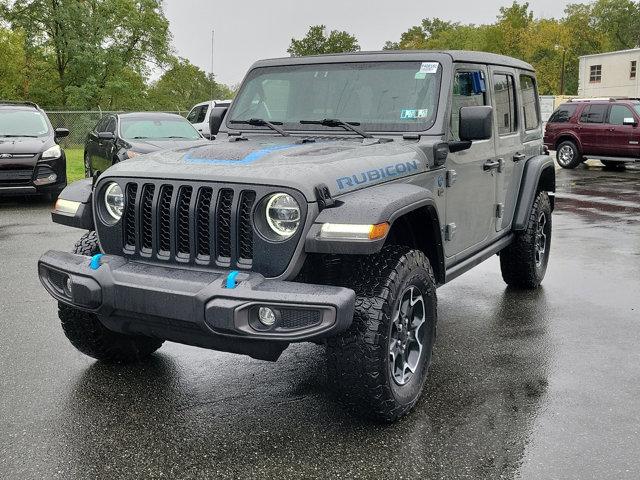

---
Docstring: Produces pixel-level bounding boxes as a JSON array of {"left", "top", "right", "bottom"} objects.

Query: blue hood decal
[{"left": 183, "top": 143, "right": 300, "bottom": 165}]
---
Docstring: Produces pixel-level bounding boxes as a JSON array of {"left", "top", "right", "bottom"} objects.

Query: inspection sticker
[{"left": 400, "top": 109, "right": 428, "bottom": 119}]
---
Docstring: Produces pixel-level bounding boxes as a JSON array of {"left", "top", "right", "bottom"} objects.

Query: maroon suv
[{"left": 544, "top": 99, "right": 640, "bottom": 169}]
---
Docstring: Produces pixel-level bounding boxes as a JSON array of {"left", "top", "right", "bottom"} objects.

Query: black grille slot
[
  {"left": 196, "top": 187, "right": 213, "bottom": 258},
  {"left": 279, "top": 309, "right": 321, "bottom": 330},
  {"left": 123, "top": 183, "right": 138, "bottom": 249},
  {"left": 158, "top": 185, "right": 173, "bottom": 255},
  {"left": 238, "top": 191, "right": 256, "bottom": 261},
  {"left": 140, "top": 184, "right": 155, "bottom": 252},
  {"left": 216, "top": 189, "right": 234, "bottom": 259},
  {"left": 176, "top": 186, "right": 193, "bottom": 257}
]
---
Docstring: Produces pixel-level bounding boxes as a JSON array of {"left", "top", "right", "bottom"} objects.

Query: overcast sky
[{"left": 163, "top": 0, "right": 575, "bottom": 87}]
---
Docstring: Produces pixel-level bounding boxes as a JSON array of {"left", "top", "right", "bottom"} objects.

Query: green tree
[
  {"left": 0, "top": 27, "right": 26, "bottom": 99},
  {"left": 1, "top": 0, "right": 172, "bottom": 108},
  {"left": 147, "top": 58, "right": 234, "bottom": 111},
  {"left": 288, "top": 25, "right": 360, "bottom": 56},
  {"left": 591, "top": 0, "right": 640, "bottom": 51}
]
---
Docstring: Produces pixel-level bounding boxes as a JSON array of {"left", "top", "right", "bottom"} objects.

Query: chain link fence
[{"left": 45, "top": 111, "right": 184, "bottom": 148}]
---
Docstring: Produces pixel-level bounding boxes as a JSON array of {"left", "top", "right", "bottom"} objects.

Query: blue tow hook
[
  {"left": 226, "top": 270, "right": 240, "bottom": 289},
  {"left": 89, "top": 254, "right": 104, "bottom": 270}
]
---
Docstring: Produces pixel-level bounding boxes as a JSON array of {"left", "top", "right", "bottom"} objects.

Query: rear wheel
[
  {"left": 326, "top": 246, "right": 437, "bottom": 422},
  {"left": 556, "top": 140, "right": 582, "bottom": 169},
  {"left": 500, "top": 191, "right": 552, "bottom": 288},
  {"left": 59, "top": 231, "right": 164, "bottom": 363}
]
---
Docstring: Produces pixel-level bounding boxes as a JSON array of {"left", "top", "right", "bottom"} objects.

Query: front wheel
[
  {"left": 59, "top": 231, "right": 164, "bottom": 363},
  {"left": 326, "top": 246, "right": 437, "bottom": 422},
  {"left": 500, "top": 191, "right": 552, "bottom": 288},
  {"left": 556, "top": 140, "right": 582, "bottom": 169}
]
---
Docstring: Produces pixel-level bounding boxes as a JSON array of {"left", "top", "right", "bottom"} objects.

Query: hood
[
  {"left": 105, "top": 135, "right": 439, "bottom": 200},
  {"left": 0, "top": 137, "right": 52, "bottom": 156},
  {"left": 127, "top": 138, "right": 210, "bottom": 154}
]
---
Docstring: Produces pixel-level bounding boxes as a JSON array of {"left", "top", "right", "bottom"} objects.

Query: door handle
[
  {"left": 513, "top": 152, "right": 526, "bottom": 162},
  {"left": 483, "top": 159, "right": 500, "bottom": 171}
]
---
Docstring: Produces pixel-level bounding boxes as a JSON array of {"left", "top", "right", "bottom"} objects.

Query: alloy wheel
[
  {"left": 389, "top": 286, "right": 426, "bottom": 386},
  {"left": 535, "top": 212, "right": 548, "bottom": 266}
]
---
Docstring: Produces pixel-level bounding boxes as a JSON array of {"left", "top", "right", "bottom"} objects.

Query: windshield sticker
[
  {"left": 419, "top": 62, "right": 439, "bottom": 74},
  {"left": 400, "top": 109, "right": 428, "bottom": 119}
]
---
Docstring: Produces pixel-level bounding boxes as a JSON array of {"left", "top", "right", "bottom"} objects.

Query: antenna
[{"left": 210, "top": 28, "right": 215, "bottom": 101}]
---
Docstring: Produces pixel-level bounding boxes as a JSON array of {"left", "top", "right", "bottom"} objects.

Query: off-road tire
[
  {"left": 556, "top": 140, "right": 582, "bottom": 169},
  {"left": 326, "top": 246, "right": 437, "bottom": 422},
  {"left": 59, "top": 231, "right": 164, "bottom": 363},
  {"left": 500, "top": 191, "right": 552, "bottom": 288},
  {"left": 601, "top": 160, "right": 626, "bottom": 170}
]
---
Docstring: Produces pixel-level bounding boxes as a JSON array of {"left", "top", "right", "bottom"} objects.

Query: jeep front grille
[{"left": 121, "top": 181, "right": 257, "bottom": 268}]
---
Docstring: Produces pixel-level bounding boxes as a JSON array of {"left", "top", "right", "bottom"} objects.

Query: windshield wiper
[
  {"left": 299, "top": 119, "right": 372, "bottom": 139},
  {"left": 230, "top": 118, "right": 290, "bottom": 137},
  {"left": 0, "top": 134, "right": 39, "bottom": 138}
]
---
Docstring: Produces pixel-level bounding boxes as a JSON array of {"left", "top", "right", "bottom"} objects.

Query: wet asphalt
[{"left": 1, "top": 160, "right": 639, "bottom": 479}]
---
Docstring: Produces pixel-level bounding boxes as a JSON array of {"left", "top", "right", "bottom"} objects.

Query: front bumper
[
  {"left": 38, "top": 251, "right": 356, "bottom": 360},
  {"left": 0, "top": 154, "right": 67, "bottom": 196}
]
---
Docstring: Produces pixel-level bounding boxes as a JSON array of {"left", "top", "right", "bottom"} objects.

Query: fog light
[
  {"left": 258, "top": 307, "right": 277, "bottom": 326},
  {"left": 33, "top": 174, "right": 58, "bottom": 186},
  {"left": 65, "top": 277, "right": 73, "bottom": 296}
]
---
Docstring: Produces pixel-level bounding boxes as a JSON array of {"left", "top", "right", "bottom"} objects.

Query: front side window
[
  {"left": 590, "top": 65, "right": 602, "bottom": 83},
  {"left": 493, "top": 73, "right": 517, "bottom": 135},
  {"left": 120, "top": 117, "right": 201, "bottom": 140},
  {"left": 580, "top": 104, "right": 608, "bottom": 124},
  {"left": 450, "top": 70, "right": 487, "bottom": 140},
  {"left": 608, "top": 105, "right": 634, "bottom": 125},
  {"left": 187, "top": 105, "right": 208, "bottom": 124},
  {"left": 548, "top": 104, "right": 577, "bottom": 123},
  {"left": 228, "top": 61, "right": 443, "bottom": 133},
  {"left": 0, "top": 109, "right": 50, "bottom": 137},
  {"left": 520, "top": 75, "right": 540, "bottom": 130}
]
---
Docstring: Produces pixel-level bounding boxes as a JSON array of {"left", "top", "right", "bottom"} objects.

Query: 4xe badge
[{"left": 0, "top": 153, "right": 13, "bottom": 159}]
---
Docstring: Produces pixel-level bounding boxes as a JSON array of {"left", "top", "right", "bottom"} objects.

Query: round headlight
[
  {"left": 104, "top": 182, "right": 124, "bottom": 222},
  {"left": 265, "top": 193, "right": 300, "bottom": 238}
]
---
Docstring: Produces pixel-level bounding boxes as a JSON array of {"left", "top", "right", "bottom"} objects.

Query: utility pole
[
  {"left": 214, "top": 28, "right": 215, "bottom": 100},
  {"left": 560, "top": 47, "right": 566, "bottom": 96}
]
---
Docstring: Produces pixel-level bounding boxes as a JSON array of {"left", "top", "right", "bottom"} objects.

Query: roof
[
  {"left": 251, "top": 50, "right": 534, "bottom": 72},
  {"left": 0, "top": 100, "right": 40, "bottom": 110},
  {"left": 117, "top": 112, "right": 185, "bottom": 119},
  {"left": 580, "top": 48, "right": 640, "bottom": 59}
]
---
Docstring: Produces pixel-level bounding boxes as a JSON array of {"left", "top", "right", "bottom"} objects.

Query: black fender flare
[
  {"left": 305, "top": 183, "right": 441, "bottom": 255},
  {"left": 51, "top": 178, "right": 94, "bottom": 230},
  {"left": 513, "top": 155, "right": 555, "bottom": 231}
]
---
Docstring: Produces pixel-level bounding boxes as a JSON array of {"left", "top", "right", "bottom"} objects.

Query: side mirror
[
  {"left": 209, "top": 106, "right": 228, "bottom": 136},
  {"left": 623, "top": 117, "right": 637, "bottom": 126},
  {"left": 54, "top": 127, "right": 69, "bottom": 139},
  {"left": 97, "top": 131, "right": 115, "bottom": 141},
  {"left": 459, "top": 105, "right": 493, "bottom": 141}
]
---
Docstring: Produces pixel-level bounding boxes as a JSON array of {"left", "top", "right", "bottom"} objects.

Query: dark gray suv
[
  {"left": 38, "top": 51, "right": 555, "bottom": 422},
  {"left": 0, "top": 101, "right": 69, "bottom": 199}
]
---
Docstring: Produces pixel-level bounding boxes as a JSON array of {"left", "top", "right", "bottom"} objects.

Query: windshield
[
  {"left": 228, "top": 61, "right": 442, "bottom": 133},
  {"left": 120, "top": 117, "right": 201, "bottom": 140},
  {"left": 0, "top": 109, "right": 50, "bottom": 137}
]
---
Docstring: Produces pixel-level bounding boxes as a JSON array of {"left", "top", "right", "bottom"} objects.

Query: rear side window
[
  {"left": 187, "top": 105, "right": 208, "bottom": 124},
  {"left": 548, "top": 104, "right": 577, "bottom": 123},
  {"left": 520, "top": 75, "right": 540, "bottom": 130},
  {"left": 493, "top": 73, "right": 517, "bottom": 135},
  {"left": 580, "top": 104, "right": 607, "bottom": 124},
  {"left": 608, "top": 105, "right": 634, "bottom": 125}
]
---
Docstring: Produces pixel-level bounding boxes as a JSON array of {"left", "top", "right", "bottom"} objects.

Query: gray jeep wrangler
[{"left": 38, "top": 51, "right": 554, "bottom": 422}]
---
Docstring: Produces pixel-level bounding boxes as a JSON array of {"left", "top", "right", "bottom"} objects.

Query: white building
[{"left": 578, "top": 48, "right": 640, "bottom": 98}]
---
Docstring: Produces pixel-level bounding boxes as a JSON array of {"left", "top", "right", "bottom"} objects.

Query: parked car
[
  {"left": 186, "top": 99, "right": 232, "bottom": 138},
  {"left": 84, "top": 112, "right": 208, "bottom": 177},
  {"left": 544, "top": 98, "right": 640, "bottom": 169},
  {"left": 0, "top": 101, "right": 69, "bottom": 199},
  {"left": 40, "top": 51, "right": 554, "bottom": 422}
]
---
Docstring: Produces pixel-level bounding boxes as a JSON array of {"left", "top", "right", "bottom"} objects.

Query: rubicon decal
[{"left": 336, "top": 161, "right": 420, "bottom": 190}]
